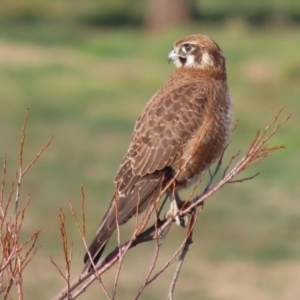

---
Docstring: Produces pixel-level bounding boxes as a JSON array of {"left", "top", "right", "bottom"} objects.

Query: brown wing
[{"left": 115, "top": 76, "right": 211, "bottom": 196}]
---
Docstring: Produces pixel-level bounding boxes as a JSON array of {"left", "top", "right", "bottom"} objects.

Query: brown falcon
[{"left": 84, "top": 34, "right": 233, "bottom": 268}]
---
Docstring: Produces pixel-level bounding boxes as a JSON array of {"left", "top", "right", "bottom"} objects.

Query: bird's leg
[{"left": 166, "top": 191, "right": 188, "bottom": 227}]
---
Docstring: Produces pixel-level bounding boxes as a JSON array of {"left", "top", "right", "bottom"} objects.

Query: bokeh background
[{"left": 0, "top": 0, "right": 299, "bottom": 299}]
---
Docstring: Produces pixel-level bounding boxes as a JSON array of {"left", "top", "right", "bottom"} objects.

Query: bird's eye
[{"left": 182, "top": 44, "right": 193, "bottom": 53}]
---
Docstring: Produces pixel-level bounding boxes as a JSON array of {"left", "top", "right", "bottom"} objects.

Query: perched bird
[{"left": 84, "top": 34, "right": 233, "bottom": 268}]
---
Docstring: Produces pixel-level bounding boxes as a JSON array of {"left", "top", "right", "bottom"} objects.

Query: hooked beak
[{"left": 168, "top": 49, "right": 179, "bottom": 63}]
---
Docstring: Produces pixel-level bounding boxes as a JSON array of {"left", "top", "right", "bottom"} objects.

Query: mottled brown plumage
[{"left": 84, "top": 34, "right": 233, "bottom": 268}]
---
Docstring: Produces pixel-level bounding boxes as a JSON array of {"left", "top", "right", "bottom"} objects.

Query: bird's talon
[
  {"left": 181, "top": 213, "right": 191, "bottom": 228},
  {"left": 165, "top": 210, "right": 189, "bottom": 228}
]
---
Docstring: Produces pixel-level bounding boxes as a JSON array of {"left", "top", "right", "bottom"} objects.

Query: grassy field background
[{"left": 0, "top": 22, "right": 299, "bottom": 299}]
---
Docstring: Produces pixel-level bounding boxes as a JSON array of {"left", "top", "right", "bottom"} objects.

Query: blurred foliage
[
  {"left": 0, "top": 0, "right": 300, "bottom": 26},
  {"left": 197, "top": 0, "right": 300, "bottom": 24},
  {"left": 0, "top": 0, "right": 144, "bottom": 26}
]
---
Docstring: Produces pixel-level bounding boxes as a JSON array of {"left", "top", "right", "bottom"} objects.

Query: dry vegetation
[{"left": 1, "top": 107, "right": 290, "bottom": 299}]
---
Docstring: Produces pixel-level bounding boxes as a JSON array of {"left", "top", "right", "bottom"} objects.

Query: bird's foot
[
  {"left": 165, "top": 204, "right": 182, "bottom": 227},
  {"left": 180, "top": 210, "right": 192, "bottom": 228},
  {"left": 165, "top": 198, "right": 190, "bottom": 228}
]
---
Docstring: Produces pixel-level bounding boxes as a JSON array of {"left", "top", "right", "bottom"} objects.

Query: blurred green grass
[{"left": 0, "top": 23, "right": 299, "bottom": 299}]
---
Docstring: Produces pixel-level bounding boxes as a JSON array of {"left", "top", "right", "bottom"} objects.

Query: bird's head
[{"left": 168, "top": 34, "right": 226, "bottom": 74}]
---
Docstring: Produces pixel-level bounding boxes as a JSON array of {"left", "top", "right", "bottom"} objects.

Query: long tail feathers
[
  {"left": 83, "top": 235, "right": 109, "bottom": 270},
  {"left": 83, "top": 171, "right": 171, "bottom": 271}
]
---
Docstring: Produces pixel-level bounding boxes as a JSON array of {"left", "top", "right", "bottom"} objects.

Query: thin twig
[
  {"left": 21, "top": 136, "right": 54, "bottom": 177},
  {"left": 168, "top": 238, "right": 192, "bottom": 300},
  {"left": 69, "top": 199, "right": 111, "bottom": 299},
  {"left": 227, "top": 172, "right": 260, "bottom": 183}
]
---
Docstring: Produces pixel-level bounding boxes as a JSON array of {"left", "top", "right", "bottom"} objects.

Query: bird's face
[{"left": 168, "top": 34, "right": 226, "bottom": 74}]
